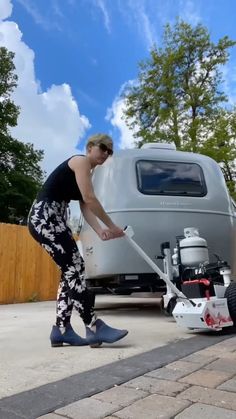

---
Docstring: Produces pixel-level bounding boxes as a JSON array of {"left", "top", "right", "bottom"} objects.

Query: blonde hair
[{"left": 86, "top": 133, "right": 113, "bottom": 150}]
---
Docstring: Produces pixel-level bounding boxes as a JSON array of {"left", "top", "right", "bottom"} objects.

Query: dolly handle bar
[{"left": 124, "top": 226, "right": 187, "bottom": 301}]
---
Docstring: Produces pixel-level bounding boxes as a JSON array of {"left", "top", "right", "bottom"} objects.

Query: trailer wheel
[
  {"left": 225, "top": 283, "right": 236, "bottom": 325},
  {"left": 161, "top": 296, "right": 176, "bottom": 316},
  {"left": 167, "top": 297, "right": 177, "bottom": 316}
]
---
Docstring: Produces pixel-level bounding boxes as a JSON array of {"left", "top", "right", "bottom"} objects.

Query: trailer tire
[
  {"left": 225, "top": 283, "right": 236, "bottom": 325},
  {"left": 161, "top": 296, "right": 176, "bottom": 316},
  {"left": 167, "top": 297, "right": 177, "bottom": 316}
]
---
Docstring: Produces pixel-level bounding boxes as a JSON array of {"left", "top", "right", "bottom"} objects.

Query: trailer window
[{"left": 136, "top": 160, "right": 206, "bottom": 196}]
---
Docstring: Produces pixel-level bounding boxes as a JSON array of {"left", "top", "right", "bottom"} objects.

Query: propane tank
[{"left": 179, "top": 227, "right": 209, "bottom": 267}]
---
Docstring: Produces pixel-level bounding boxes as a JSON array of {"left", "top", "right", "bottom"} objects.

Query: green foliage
[
  {"left": 198, "top": 109, "right": 236, "bottom": 199},
  {"left": 0, "top": 47, "right": 19, "bottom": 132},
  {"left": 123, "top": 20, "right": 236, "bottom": 196},
  {"left": 0, "top": 47, "right": 44, "bottom": 224}
]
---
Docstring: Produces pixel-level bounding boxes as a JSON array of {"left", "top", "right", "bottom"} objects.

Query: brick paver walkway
[{"left": 40, "top": 337, "right": 236, "bottom": 419}]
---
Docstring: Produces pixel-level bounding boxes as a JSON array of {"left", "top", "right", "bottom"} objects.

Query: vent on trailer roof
[{"left": 141, "top": 142, "right": 176, "bottom": 150}]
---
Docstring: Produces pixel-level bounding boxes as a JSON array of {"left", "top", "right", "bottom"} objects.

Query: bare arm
[
  {"left": 80, "top": 202, "right": 102, "bottom": 234},
  {"left": 69, "top": 156, "right": 117, "bottom": 229},
  {"left": 80, "top": 202, "right": 115, "bottom": 240}
]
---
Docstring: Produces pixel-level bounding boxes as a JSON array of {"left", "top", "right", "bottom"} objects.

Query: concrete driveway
[{"left": 0, "top": 294, "right": 192, "bottom": 398}]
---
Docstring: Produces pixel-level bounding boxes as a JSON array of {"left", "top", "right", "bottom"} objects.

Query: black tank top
[{"left": 36, "top": 156, "right": 84, "bottom": 203}]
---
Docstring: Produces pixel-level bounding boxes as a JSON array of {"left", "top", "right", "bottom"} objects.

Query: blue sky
[{"left": 1, "top": 0, "right": 236, "bottom": 174}]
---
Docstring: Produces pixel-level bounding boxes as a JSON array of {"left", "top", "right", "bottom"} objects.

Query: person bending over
[{"left": 28, "top": 133, "right": 128, "bottom": 347}]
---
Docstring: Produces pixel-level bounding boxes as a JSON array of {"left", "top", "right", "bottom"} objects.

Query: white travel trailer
[{"left": 79, "top": 143, "right": 236, "bottom": 294}]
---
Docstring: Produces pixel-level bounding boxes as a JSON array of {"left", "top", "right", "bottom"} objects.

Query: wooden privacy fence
[{"left": 0, "top": 223, "right": 60, "bottom": 304}]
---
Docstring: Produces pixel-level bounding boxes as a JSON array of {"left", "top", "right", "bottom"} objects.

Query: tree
[
  {"left": 123, "top": 21, "right": 236, "bottom": 196},
  {"left": 199, "top": 109, "right": 236, "bottom": 198},
  {"left": 0, "top": 47, "right": 44, "bottom": 224}
]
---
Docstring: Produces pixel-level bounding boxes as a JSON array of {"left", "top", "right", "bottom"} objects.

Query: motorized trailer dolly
[{"left": 124, "top": 226, "right": 236, "bottom": 331}]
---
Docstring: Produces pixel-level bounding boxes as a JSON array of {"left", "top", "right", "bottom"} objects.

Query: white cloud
[
  {"left": 16, "top": 0, "right": 56, "bottom": 31},
  {"left": 0, "top": 0, "right": 90, "bottom": 174},
  {"left": 179, "top": 0, "right": 201, "bottom": 26},
  {"left": 16, "top": 0, "right": 67, "bottom": 31},
  {"left": 154, "top": 0, "right": 201, "bottom": 31},
  {"left": 0, "top": 0, "right": 12, "bottom": 20},
  {"left": 51, "top": 0, "right": 64, "bottom": 19},
  {"left": 106, "top": 85, "right": 137, "bottom": 149},
  {"left": 120, "top": 0, "right": 157, "bottom": 50},
  {"left": 222, "top": 64, "right": 236, "bottom": 106},
  {"left": 94, "top": 0, "right": 111, "bottom": 33}
]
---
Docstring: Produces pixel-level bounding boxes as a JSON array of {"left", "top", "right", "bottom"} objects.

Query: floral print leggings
[{"left": 28, "top": 200, "right": 96, "bottom": 328}]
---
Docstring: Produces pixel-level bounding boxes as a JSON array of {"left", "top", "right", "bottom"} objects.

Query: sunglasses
[{"left": 98, "top": 143, "right": 113, "bottom": 156}]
